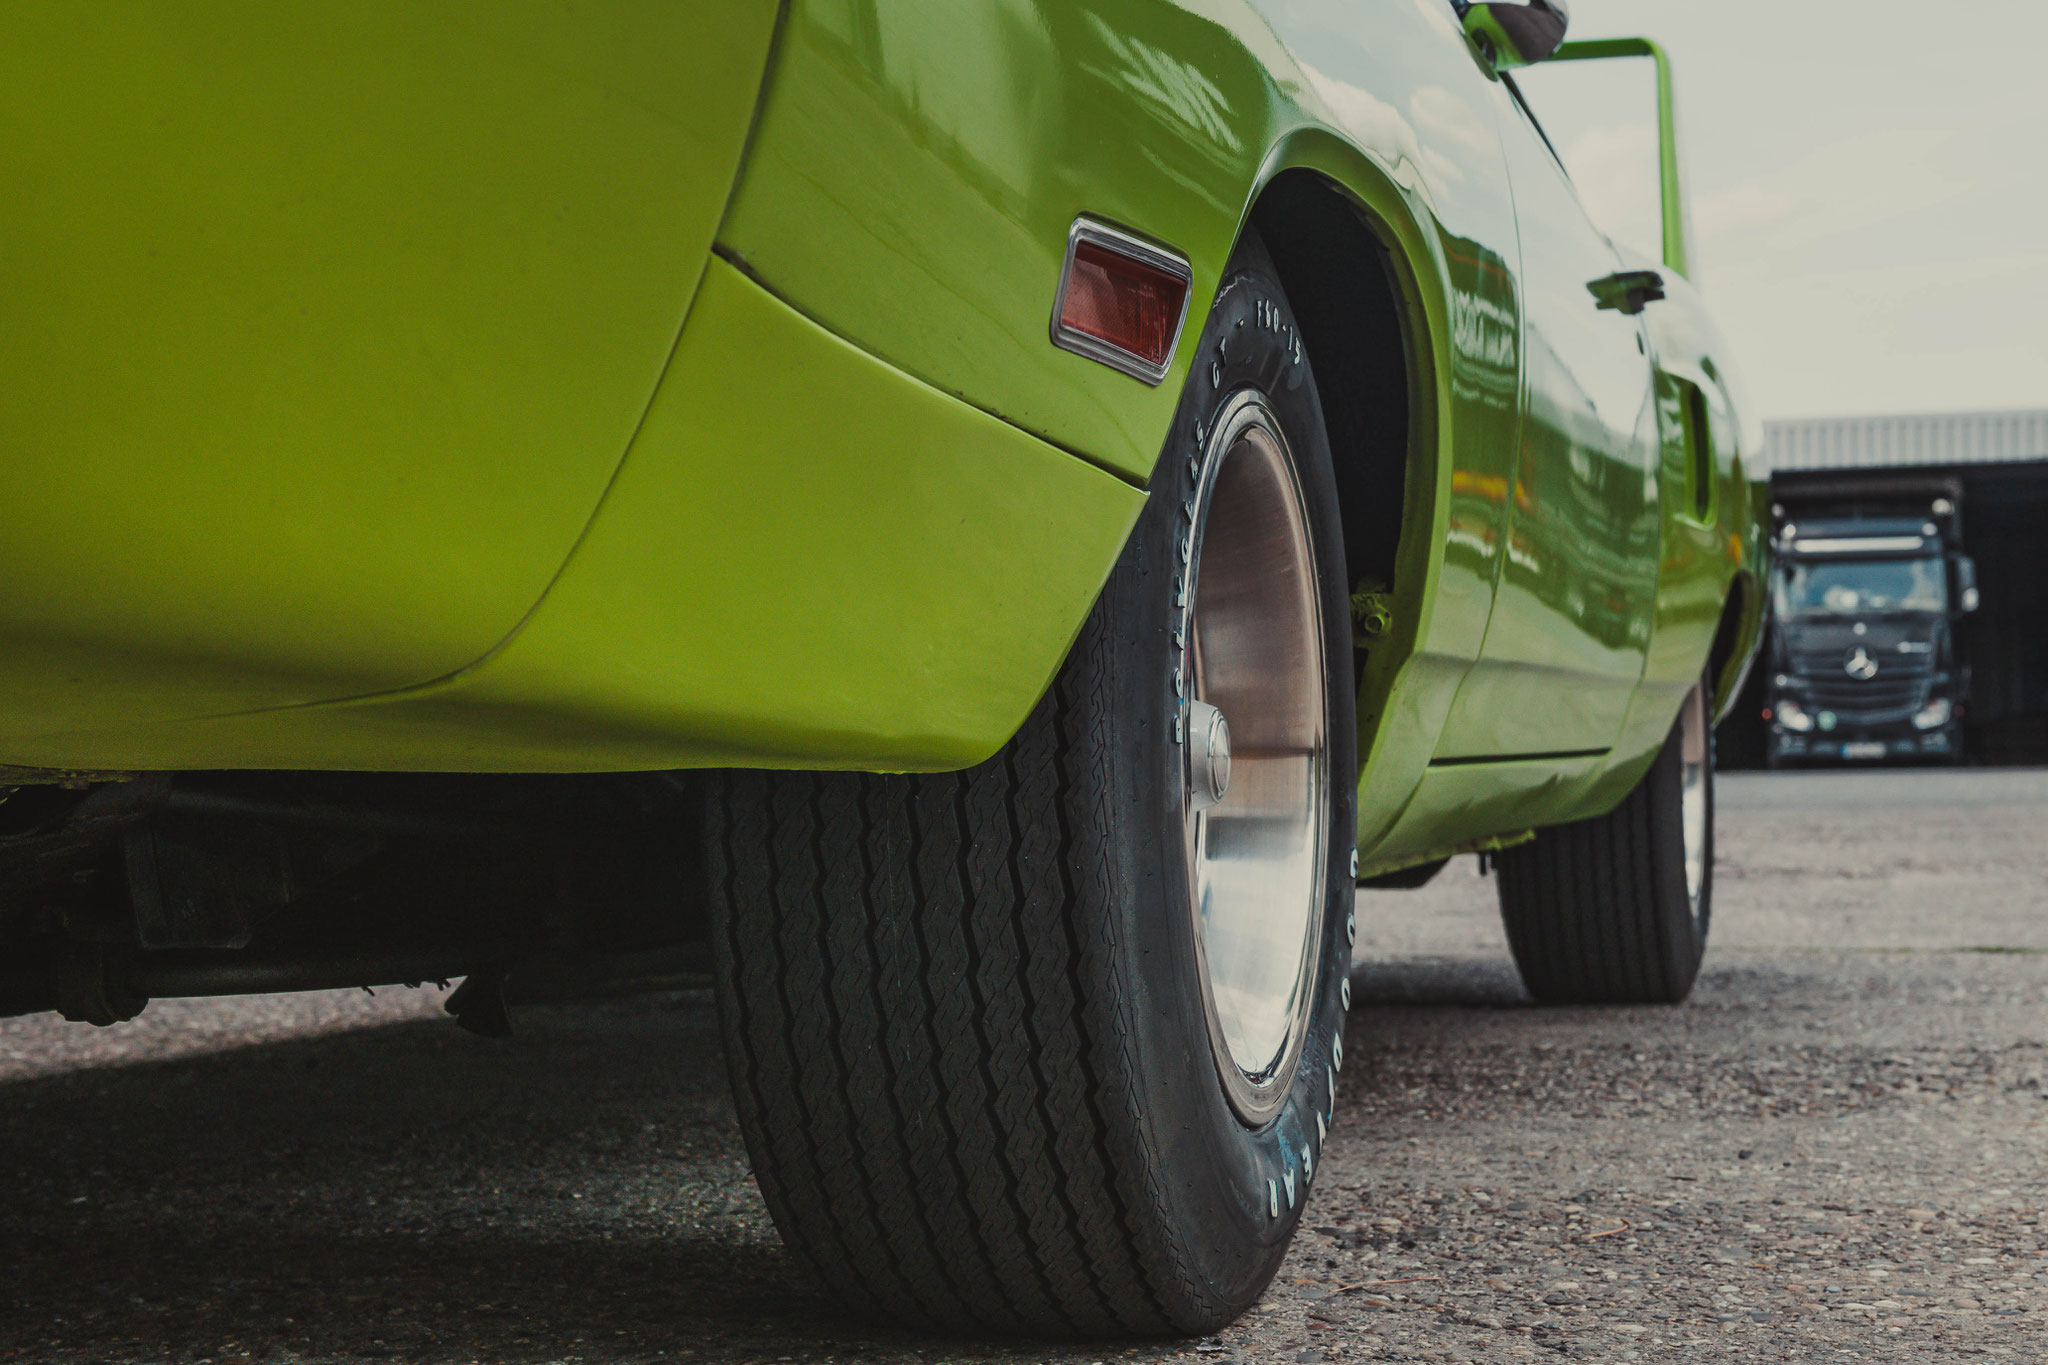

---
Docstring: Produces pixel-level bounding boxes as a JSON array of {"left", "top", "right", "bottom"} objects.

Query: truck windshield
[{"left": 1776, "top": 558, "right": 1946, "bottom": 617}]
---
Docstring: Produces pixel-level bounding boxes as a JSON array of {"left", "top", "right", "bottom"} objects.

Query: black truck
[{"left": 1765, "top": 477, "right": 1980, "bottom": 766}]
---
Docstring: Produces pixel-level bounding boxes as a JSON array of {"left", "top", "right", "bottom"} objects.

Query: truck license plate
[{"left": 1840, "top": 741, "right": 1887, "bottom": 760}]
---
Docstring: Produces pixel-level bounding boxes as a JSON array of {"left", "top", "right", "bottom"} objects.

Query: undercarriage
[{"left": 0, "top": 771, "right": 707, "bottom": 1031}]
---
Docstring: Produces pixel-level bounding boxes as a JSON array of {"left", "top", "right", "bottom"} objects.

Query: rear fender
[{"left": 0, "top": 3, "right": 782, "bottom": 746}]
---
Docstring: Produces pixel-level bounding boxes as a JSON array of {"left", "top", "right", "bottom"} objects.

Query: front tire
[
  {"left": 1495, "top": 675, "right": 1715, "bottom": 1004},
  {"left": 706, "top": 237, "right": 1357, "bottom": 1336}
]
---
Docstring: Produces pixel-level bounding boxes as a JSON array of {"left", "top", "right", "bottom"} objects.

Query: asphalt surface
[{"left": 3, "top": 767, "right": 2043, "bottom": 1363}]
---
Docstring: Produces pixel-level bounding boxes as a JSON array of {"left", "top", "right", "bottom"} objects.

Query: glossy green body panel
[
  {"left": 724, "top": 0, "right": 1559, "bottom": 850},
  {"left": 1364, "top": 257, "right": 1765, "bottom": 871},
  {"left": 720, "top": 0, "right": 1272, "bottom": 484},
  {"left": 0, "top": 2, "right": 1766, "bottom": 869},
  {"left": 0, "top": 1, "right": 779, "bottom": 733},
  {"left": 16, "top": 262, "right": 1144, "bottom": 772},
  {"left": 1430, "top": 80, "right": 1663, "bottom": 762}
]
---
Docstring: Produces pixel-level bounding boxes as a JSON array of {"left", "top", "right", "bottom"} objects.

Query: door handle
[{"left": 1587, "top": 269, "right": 1666, "bottom": 315}]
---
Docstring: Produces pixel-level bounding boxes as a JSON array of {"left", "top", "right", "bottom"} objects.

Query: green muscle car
[{"left": 0, "top": 0, "right": 1766, "bottom": 1338}]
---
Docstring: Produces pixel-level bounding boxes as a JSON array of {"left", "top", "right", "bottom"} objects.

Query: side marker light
[{"left": 1050, "top": 218, "right": 1192, "bottom": 386}]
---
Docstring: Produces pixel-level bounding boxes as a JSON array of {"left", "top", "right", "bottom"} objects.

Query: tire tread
[
  {"left": 708, "top": 659, "right": 1177, "bottom": 1334},
  {"left": 706, "top": 242, "right": 1347, "bottom": 1336},
  {"left": 1495, "top": 704, "right": 1709, "bottom": 1005}
]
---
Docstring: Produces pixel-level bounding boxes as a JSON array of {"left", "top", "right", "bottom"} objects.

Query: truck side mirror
[
  {"left": 1462, "top": 1, "right": 1571, "bottom": 70},
  {"left": 1954, "top": 555, "right": 1980, "bottom": 615}
]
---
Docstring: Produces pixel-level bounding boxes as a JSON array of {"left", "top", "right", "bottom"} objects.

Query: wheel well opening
[
  {"left": 1249, "top": 171, "right": 1411, "bottom": 594},
  {"left": 1707, "top": 570, "right": 1760, "bottom": 715}
]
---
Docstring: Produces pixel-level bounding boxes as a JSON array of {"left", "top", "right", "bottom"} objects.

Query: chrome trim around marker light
[{"left": 1048, "top": 217, "right": 1194, "bottom": 387}]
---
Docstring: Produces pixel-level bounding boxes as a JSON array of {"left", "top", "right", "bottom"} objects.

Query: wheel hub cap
[{"left": 1186, "top": 700, "right": 1232, "bottom": 811}]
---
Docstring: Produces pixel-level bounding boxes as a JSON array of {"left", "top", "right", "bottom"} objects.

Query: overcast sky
[{"left": 1508, "top": 1, "right": 2048, "bottom": 422}]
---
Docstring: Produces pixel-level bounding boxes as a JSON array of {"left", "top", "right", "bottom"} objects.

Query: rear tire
[
  {"left": 706, "top": 236, "right": 1358, "bottom": 1336},
  {"left": 1495, "top": 675, "right": 1714, "bottom": 1004}
]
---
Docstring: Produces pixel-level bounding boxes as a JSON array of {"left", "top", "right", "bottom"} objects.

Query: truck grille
[
  {"left": 1785, "top": 646, "right": 1935, "bottom": 679},
  {"left": 1803, "top": 675, "right": 1928, "bottom": 719}
]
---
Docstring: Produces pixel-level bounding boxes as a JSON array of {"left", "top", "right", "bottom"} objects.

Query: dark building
[{"left": 1722, "top": 409, "right": 2048, "bottom": 769}]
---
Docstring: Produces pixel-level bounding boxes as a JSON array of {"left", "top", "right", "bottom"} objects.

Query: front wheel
[
  {"left": 1495, "top": 674, "right": 1715, "bottom": 1004},
  {"left": 706, "top": 235, "right": 1358, "bottom": 1336}
]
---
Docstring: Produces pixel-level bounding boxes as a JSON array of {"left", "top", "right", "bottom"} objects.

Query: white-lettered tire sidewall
[{"left": 1094, "top": 235, "right": 1356, "bottom": 1319}]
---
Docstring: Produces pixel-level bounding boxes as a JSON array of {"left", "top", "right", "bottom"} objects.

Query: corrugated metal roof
[{"left": 1766, "top": 409, "right": 2048, "bottom": 471}]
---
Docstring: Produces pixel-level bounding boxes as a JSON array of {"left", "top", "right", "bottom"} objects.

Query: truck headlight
[
  {"left": 1912, "top": 698, "right": 1953, "bottom": 730},
  {"left": 1775, "top": 698, "right": 1815, "bottom": 733}
]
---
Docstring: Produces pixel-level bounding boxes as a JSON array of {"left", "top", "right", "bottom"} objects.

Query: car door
[{"left": 1432, "top": 77, "right": 1662, "bottom": 760}]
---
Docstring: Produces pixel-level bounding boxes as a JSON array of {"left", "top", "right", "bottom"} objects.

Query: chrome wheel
[
  {"left": 1678, "top": 682, "right": 1710, "bottom": 915},
  {"left": 1180, "top": 390, "right": 1330, "bottom": 1125}
]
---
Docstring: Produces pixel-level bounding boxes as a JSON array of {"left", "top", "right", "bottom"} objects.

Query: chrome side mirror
[{"left": 1462, "top": 1, "right": 1571, "bottom": 71}]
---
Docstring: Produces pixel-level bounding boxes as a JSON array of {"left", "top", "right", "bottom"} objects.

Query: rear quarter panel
[
  {"left": 720, "top": 0, "right": 1545, "bottom": 846},
  {"left": 0, "top": 2, "right": 778, "bottom": 734}
]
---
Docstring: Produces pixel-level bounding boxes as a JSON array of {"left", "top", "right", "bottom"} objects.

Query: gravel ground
[{"left": 2, "top": 767, "right": 2042, "bottom": 1363}]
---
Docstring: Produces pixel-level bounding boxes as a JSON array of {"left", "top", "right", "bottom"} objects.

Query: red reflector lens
[{"left": 1058, "top": 239, "right": 1188, "bottom": 370}]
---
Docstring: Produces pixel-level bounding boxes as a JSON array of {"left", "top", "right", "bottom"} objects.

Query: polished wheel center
[
  {"left": 1678, "top": 683, "right": 1710, "bottom": 915},
  {"left": 1180, "top": 390, "right": 1329, "bottom": 1126},
  {"left": 1186, "top": 700, "right": 1232, "bottom": 811}
]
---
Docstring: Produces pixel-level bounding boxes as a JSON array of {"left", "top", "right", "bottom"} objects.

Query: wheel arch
[
  {"left": 1227, "top": 129, "right": 1457, "bottom": 847},
  {"left": 1707, "top": 567, "right": 1765, "bottom": 724},
  {"left": 1245, "top": 167, "right": 1417, "bottom": 596},
  {"left": 1234, "top": 136, "right": 1449, "bottom": 608}
]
